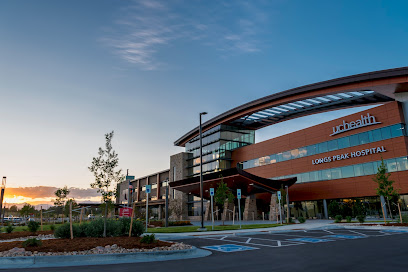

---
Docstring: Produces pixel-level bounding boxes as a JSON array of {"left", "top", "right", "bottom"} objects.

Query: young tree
[
  {"left": 169, "top": 198, "right": 184, "bottom": 220},
  {"left": 214, "top": 179, "right": 234, "bottom": 225},
  {"left": 89, "top": 131, "right": 124, "bottom": 237},
  {"left": 63, "top": 199, "right": 78, "bottom": 217},
  {"left": 373, "top": 158, "right": 399, "bottom": 219},
  {"left": 54, "top": 186, "right": 70, "bottom": 221},
  {"left": 19, "top": 203, "right": 35, "bottom": 217}
]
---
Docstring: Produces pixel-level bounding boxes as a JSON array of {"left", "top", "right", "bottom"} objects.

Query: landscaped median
[
  {"left": 0, "top": 218, "right": 211, "bottom": 268},
  {"left": 146, "top": 223, "right": 284, "bottom": 233}
]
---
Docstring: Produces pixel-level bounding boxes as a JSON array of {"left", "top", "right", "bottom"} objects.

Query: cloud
[
  {"left": 102, "top": 0, "right": 271, "bottom": 70},
  {"left": 5, "top": 186, "right": 100, "bottom": 201}
]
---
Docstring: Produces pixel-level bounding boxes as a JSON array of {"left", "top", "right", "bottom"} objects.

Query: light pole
[
  {"left": 0, "top": 177, "right": 6, "bottom": 223},
  {"left": 199, "top": 112, "right": 207, "bottom": 231},
  {"left": 285, "top": 185, "right": 290, "bottom": 223}
]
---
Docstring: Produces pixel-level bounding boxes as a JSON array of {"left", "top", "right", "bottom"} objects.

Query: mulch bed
[
  {"left": 0, "top": 231, "right": 53, "bottom": 240},
  {"left": 0, "top": 236, "right": 173, "bottom": 252}
]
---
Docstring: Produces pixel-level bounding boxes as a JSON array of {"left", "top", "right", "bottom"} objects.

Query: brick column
[{"left": 156, "top": 174, "right": 160, "bottom": 199}]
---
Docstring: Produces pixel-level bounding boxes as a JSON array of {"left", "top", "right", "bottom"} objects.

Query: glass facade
[
  {"left": 186, "top": 125, "right": 255, "bottom": 176},
  {"left": 240, "top": 123, "right": 405, "bottom": 170},
  {"left": 272, "top": 156, "right": 408, "bottom": 183}
]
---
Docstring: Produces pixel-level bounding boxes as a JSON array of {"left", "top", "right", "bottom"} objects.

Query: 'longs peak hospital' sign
[{"left": 330, "top": 113, "right": 381, "bottom": 136}]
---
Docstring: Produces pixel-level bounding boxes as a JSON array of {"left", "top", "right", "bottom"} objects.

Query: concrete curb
[{"left": 0, "top": 246, "right": 212, "bottom": 269}]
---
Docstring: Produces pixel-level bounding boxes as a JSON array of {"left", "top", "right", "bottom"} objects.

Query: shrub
[
  {"left": 54, "top": 223, "right": 85, "bottom": 239},
  {"left": 83, "top": 219, "right": 120, "bottom": 237},
  {"left": 168, "top": 221, "right": 192, "bottom": 226},
  {"left": 402, "top": 215, "right": 408, "bottom": 223},
  {"left": 334, "top": 215, "right": 343, "bottom": 223},
  {"left": 297, "top": 217, "right": 306, "bottom": 223},
  {"left": 50, "top": 224, "right": 56, "bottom": 232},
  {"left": 27, "top": 221, "right": 40, "bottom": 233},
  {"left": 117, "top": 217, "right": 144, "bottom": 237},
  {"left": 328, "top": 201, "right": 341, "bottom": 218},
  {"left": 288, "top": 217, "right": 293, "bottom": 223},
  {"left": 346, "top": 216, "right": 352, "bottom": 223},
  {"left": 22, "top": 238, "right": 42, "bottom": 247},
  {"left": 140, "top": 234, "right": 156, "bottom": 244},
  {"left": 356, "top": 215, "right": 366, "bottom": 224},
  {"left": 5, "top": 224, "right": 14, "bottom": 233}
]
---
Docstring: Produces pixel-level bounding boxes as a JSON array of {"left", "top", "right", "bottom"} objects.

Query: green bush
[
  {"left": 334, "top": 215, "right": 343, "bottom": 223},
  {"left": 169, "top": 221, "right": 192, "bottom": 226},
  {"left": 5, "top": 224, "right": 14, "bottom": 233},
  {"left": 117, "top": 217, "right": 144, "bottom": 237},
  {"left": 402, "top": 215, "right": 408, "bottom": 223},
  {"left": 356, "top": 215, "right": 366, "bottom": 223},
  {"left": 83, "top": 219, "right": 121, "bottom": 237},
  {"left": 50, "top": 224, "right": 56, "bottom": 231},
  {"left": 27, "top": 221, "right": 40, "bottom": 233},
  {"left": 22, "top": 238, "right": 42, "bottom": 247},
  {"left": 140, "top": 234, "right": 156, "bottom": 244},
  {"left": 346, "top": 216, "right": 352, "bottom": 223},
  {"left": 54, "top": 223, "right": 85, "bottom": 239},
  {"left": 297, "top": 217, "right": 306, "bottom": 223},
  {"left": 328, "top": 201, "right": 341, "bottom": 218}
]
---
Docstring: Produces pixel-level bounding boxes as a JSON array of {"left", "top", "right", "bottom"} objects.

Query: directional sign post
[
  {"left": 237, "top": 189, "right": 242, "bottom": 229},
  {"left": 145, "top": 185, "right": 151, "bottom": 232},
  {"left": 210, "top": 188, "right": 215, "bottom": 230},
  {"left": 277, "top": 191, "right": 282, "bottom": 225}
]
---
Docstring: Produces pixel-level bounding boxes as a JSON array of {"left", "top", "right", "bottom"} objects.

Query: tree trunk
[
  {"left": 386, "top": 197, "right": 393, "bottom": 220},
  {"left": 103, "top": 202, "right": 108, "bottom": 237}
]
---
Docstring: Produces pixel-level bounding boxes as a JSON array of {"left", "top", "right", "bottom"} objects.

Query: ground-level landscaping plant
[
  {"left": 54, "top": 218, "right": 144, "bottom": 239},
  {"left": 297, "top": 217, "right": 306, "bottom": 223},
  {"left": 141, "top": 234, "right": 156, "bottom": 244},
  {"left": 334, "top": 215, "right": 343, "bottom": 223},
  {"left": 346, "top": 216, "right": 352, "bottom": 223},
  {"left": 5, "top": 224, "right": 14, "bottom": 233},
  {"left": 27, "top": 221, "right": 40, "bottom": 233},
  {"left": 22, "top": 238, "right": 42, "bottom": 247},
  {"left": 356, "top": 215, "right": 366, "bottom": 223}
]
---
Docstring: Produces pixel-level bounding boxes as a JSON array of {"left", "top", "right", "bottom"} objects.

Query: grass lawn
[{"left": 146, "top": 223, "right": 284, "bottom": 233}]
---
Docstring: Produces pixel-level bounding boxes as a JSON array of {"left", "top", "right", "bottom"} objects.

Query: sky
[{"left": 1, "top": 0, "right": 408, "bottom": 205}]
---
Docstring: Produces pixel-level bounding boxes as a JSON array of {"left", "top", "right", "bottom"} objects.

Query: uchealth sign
[
  {"left": 330, "top": 113, "right": 381, "bottom": 136},
  {"left": 312, "top": 146, "right": 386, "bottom": 165}
]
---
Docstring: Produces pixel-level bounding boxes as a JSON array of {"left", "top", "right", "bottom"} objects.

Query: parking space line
[
  {"left": 322, "top": 230, "right": 335, "bottom": 234},
  {"left": 246, "top": 238, "right": 252, "bottom": 243},
  {"left": 346, "top": 230, "right": 368, "bottom": 236},
  {"left": 201, "top": 237, "right": 304, "bottom": 248},
  {"left": 277, "top": 241, "right": 281, "bottom": 246}
]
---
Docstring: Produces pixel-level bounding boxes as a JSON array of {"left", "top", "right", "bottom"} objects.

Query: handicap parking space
[{"left": 175, "top": 228, "right": 408, "bottom": 254}]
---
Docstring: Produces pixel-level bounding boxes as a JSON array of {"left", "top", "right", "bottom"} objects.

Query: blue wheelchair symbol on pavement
[
  {"left": 202, "top": 244, "right": 258, "bottom": 253},
  {"left": 288, "top": 238, "right": 333, "bottom": 243},
  {"left": 324, "top": 235, "right": 365, "bottom": 239}
]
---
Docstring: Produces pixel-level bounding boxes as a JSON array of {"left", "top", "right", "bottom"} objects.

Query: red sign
[{"left": 119, "top": 208, "right": 133, "bottom": 217}]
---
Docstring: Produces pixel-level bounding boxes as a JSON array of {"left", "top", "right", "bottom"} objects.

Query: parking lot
[
  {"left": 194, "top": 228, "right": 408, "bottom": 252},
  {"left": 10, "top": 228, "right": 408, "bottom": 272}
]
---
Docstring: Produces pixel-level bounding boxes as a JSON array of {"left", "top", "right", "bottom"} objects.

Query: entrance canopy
[{"left": 170, "top": 168, "right": 296, "bottom": 199}]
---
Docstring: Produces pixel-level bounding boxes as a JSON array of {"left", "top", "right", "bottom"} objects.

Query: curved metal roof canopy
[
  {"left": 169, "top": 167, "right": 297, "bottom": 200},
  {"left": 175, "top": 67, "right": 408, "bottom": 146}
]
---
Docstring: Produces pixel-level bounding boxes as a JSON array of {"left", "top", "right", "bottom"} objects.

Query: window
[
  {"left": 396, "top": 157, "right": 408, "bottom": 171},
  {"left": 381, "top": 127, "right": 392, "bottom": 140},
  {"left": 391, "top": 124, "right": 404, "bottom": 137},
  {"left": 353, "top": 164, "right": 364, "bottom": 177},
  {"left": 362, "top": 162, "right": 375, "bottom": 175},
  {"left": 331, "top": 168, "right": 342, "bottom": 179},
  {"left": 342, "top": 165, "right": 354, "bottom": 178},
  {"left": 309, "top": 171, "right": 321, "bottom": 182},
  {"left": 337, "top": 137, "right": 350, "bottom": 149},
  {"left": 372, "top": 129, "right": 382, "bottom": 141},
  {"left": 385, "top": 158, "right": 397, "bottom": 172},
  {"left": 321, "top": 169, "right": 331, "bottom": 180},
  {"left": 306, "top": 145, "right": 317, "bottom": 156},
  {"left": 358, "top": 132, "right": 370, "bottom": 145},
  {"left": 298, "top": 147, "right": 307, "bottom": 157},
  {"left": 318, "top": 142, "right": 328, "bottom": 153},
  {"left": 291, "top": 149, "right": 299, "bottom": 159},
  {"left": 282, "top": 151, "right": 292, "bottom": 161},
  {"left": 349, "top": 134, "right": 359, "bottom": 147},
  {"left": 300, "top": 172, "right": 310, "bottom": 183},
  {"left": 327, "top": 140, "right": 338, "bottom": 151}
]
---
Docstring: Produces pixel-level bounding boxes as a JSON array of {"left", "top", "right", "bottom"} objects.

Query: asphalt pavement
[{"left": 6, "top": 228, "right": 408, "bottom": 272}]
